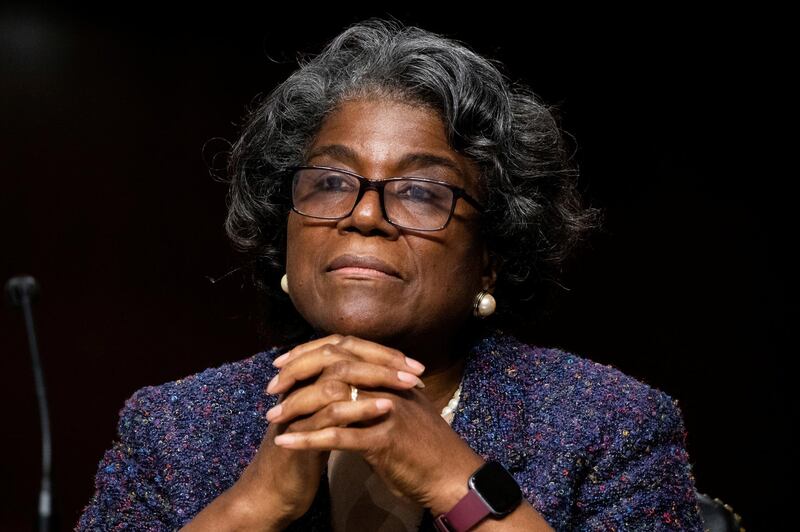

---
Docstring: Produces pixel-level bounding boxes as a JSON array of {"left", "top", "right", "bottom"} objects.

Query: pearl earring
[
  {"left": 280, "top": 274, "right": 289, "bottom": 294},
  {"left": 473, "top": 290, "right": 496, "bottom": 318}
]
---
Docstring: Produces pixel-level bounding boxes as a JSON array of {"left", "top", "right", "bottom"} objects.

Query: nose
[{"left": 338, "top": 188, "right": 399, "bottom": 238}]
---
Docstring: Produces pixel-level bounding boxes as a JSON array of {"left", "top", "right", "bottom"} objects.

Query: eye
[
  {"left": 393, "top": 181, "right": 448, "bottom": 203},
  {"left": 314, "top": 172, "right": 357, "bottom": 192}
]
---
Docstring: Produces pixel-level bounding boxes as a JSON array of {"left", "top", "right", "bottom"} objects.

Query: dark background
[{"left": 1, "top": 5, "right": 792, "bottom": 530}]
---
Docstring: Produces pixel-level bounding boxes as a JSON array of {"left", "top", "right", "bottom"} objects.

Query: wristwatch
[{"left": 433, "top": 461, "right": 522, "bottom": 531}]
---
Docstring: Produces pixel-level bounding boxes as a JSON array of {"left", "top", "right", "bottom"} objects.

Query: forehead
[{"left": 306, "top": 99, "right": 479, "bottom": 188}]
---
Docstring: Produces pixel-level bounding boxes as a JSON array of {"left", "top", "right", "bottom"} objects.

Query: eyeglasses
[{"left": 289, "top": 165, "right": 484, "bottom": 231}]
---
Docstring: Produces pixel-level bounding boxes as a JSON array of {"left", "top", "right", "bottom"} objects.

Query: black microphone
[{"left": 5, "top": 275, "right": 52, "bottom": 532}]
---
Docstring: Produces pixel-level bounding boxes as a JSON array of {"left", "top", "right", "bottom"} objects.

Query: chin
[{"left": 308, "top": 303, "right": 406, "bottom": 342}]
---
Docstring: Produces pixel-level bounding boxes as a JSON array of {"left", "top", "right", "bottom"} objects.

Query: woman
[{"left": 77, "top": 18, "right": 704, "bottom": 531}]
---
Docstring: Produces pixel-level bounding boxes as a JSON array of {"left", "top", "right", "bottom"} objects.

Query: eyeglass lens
[{"left": 292, "top": 167, "right": 455, "bottom": 230}]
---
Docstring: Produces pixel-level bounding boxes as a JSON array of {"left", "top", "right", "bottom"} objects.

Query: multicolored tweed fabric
[{"left": 76, "top": 330, "right": 703, "bottom": 531}]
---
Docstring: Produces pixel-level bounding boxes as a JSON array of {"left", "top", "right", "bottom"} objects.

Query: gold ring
[{"left": 350, "top": 385, "right": 359, "bottom": 401}]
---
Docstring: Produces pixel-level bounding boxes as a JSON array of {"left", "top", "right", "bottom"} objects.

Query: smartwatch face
[{"left": 470, "top": 461, "right": 522, "bottom": 515}]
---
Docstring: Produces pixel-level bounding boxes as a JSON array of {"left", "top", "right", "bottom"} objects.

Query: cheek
[
  {"left": 285, "top": 217, "right": 299, "bottom": 274},
  {"left": 285, "top": 217, "right": 316, "bottom": 293},
  {"left": 414, "top": 237, "right": 485, "bottom": 309}
]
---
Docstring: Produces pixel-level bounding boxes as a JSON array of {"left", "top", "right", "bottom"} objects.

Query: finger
[
  {"left": 319, "top": 360, "right": 425, "bottom": 392},
  {"left": 268, "top": 344, "right": 353, "bottom": 394},
  {"left": 273, "top": 425, "right": 378, "bottom": 451},
  {"left": 267, "top": 361, "right": 423, "bottom": 419},
  {"left": 284, "top": 398, "right": 394, "bottom": 432},
  {"left": 267, "top": 343, "right": 351, "bottom": 394},
  {"left": 266, "top": 362, "right": 419, "bottom": 423},
  {"left": 273, "top": 335, "right": 425, "bottom": 375},
  {"left": 267, "top": 379, "right": 351, "bottom": 423},
  {"left": 335, "top": 335, "right": 425, "bottom": 374},
  {"left": 267, "top": 347, "right": 424, "bottom": 395},
  {"left": 271, "top": 334, "right": 343, "bottom": 367}
]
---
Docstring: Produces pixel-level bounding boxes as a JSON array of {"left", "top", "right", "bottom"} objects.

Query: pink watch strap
[{"left": 433, "top": 489, "right": 491, "bottom": 531}]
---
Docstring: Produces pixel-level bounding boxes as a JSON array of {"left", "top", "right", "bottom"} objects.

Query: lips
[{"left": 327, "top": 254, "right": 401, "bottom": 278}]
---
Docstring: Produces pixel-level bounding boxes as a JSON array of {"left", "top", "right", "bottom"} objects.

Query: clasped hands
[{"left": 262, "top": 334, "right": 484, "bottom": 515}]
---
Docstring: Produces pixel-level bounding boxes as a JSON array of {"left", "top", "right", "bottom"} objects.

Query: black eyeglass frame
[{"left": 288, "top": 165, "right": 485, "bottom": 231}]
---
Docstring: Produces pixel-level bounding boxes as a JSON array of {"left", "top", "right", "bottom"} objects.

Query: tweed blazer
[{"left": 76, "top": 330, "right": 703, "bottom": 531}]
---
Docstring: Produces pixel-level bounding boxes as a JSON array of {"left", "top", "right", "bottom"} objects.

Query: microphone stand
[{"left": 5, "top": 275, "right": 52, "bottom": 532}]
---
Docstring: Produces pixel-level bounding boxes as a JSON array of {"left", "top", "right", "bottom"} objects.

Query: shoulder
[
  {"left": 115, "top": 346, "right": 286, "bottom": 441},
  {"left": 77, "top": 349, "right": 289, "bottom": 529},
  {"left": 482, "top": 331, "right": 686, "bottom": 440},
  {"left": 462, "top": 332, "right": 701, "bottom": 529}
]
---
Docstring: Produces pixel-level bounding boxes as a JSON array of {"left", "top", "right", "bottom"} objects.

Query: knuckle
[
  {"left": 337, "top": 335, "right": 356, "bottom": 349},
  {"left": 328, "top": 401, "right": 347, "bottom": 420},
  {"left": 321, "top": 378, "right": 346, "bottom": 400},
  {"left": 329, "top": 359, "right": 351, "bottom": 379},
  {"left": 320, "top": 344, "right": 338, "bottom": 357},
  {"left": 325, "top": 427, "right": 342, "bottom": 446}
]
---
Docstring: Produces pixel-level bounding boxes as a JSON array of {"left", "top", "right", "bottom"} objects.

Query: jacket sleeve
[
  {"left": 571, "top": 391, "right": 704, "bottom": 531},
  {"left": 76, "top": 386, "right": 178, "bottom": 531}
]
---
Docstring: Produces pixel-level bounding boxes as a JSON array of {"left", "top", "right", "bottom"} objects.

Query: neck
[
  {"left": 392, "top": 327, "right": 479, "bottom": 414},
  {"left": 420, "top": 354, "right": 466, "bottom": 413}
]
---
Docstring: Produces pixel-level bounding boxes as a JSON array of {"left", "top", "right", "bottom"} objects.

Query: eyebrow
[{"left": 306, "top": 144, "right": 464, "bottom": 179}]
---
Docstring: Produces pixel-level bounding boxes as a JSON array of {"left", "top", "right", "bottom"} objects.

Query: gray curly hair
[{"left": 221, "top": 17, "right": 600, "bottom": 334}]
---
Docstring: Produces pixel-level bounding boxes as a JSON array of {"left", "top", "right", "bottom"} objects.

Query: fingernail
[
  {"left": 272, "top": 353, "right": 289, "bottom": 367},
  {"left": 266, "top": 404, "right": 282, "bottom": 421},
  {"left": 404, "top": 357, "right": 426, "bottom": 373},
  {"left": 266, "top": 374, "right": 279, "bottom": 394},
  {"left": 274, "top": 434, "right": 297, "bottom": 446},
  {"left": 397, "top": 371, "right": 425, "bottom": 388},
  {"left": 375, "top": 398, "right": 393, "bottom": 411}
]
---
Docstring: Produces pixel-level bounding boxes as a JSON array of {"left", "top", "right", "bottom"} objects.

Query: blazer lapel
[{"left": 451, "top": 331, "right": 531, "bottom": 474}]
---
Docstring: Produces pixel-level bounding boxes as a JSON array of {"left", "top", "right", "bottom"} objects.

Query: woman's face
[{"left": 285, "top": 98, "right": 492, "bottom": 350}]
